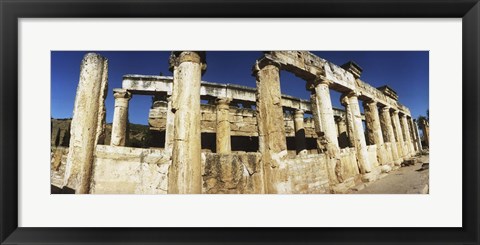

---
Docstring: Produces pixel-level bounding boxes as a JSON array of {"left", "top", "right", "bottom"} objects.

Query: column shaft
[
  {"left": 64, "top": 53, "right": 108, "bottom": 194},
  {"left": 164, "top": 95, "right": 175, "bottom": 155},
  {"left": 336, "top": 116, "right": 349, "bottom": 148},
  {"left": 310, "top": 80, "right": 339, "bottom": 150},
  {"left": 294, "top": 110, "right": 307, "bottom": 155},
  {"left": 168, "top": 51, "right": 205, "bottom": 194},
  {"left": 254, "top": 59, "right": 286, "bottom": 194},
  {"left": 342, "top": 93, "right": 372, "bottom": 174},
  {"left": 400, "top": 114, "right": 414, "bottom": 157},
  {"left": 392, "top": 110, "right": 406, "bottom": 159},
  {"left": 413, "top": 119, "right": 423, "bottom": 152},
  {"left": 380, "top": 107, "right": 400, "bottom": 165},
  {"left": 364, "top": 100, "right": 387, "bottom": 165},
  {"left": 216, "top": 97, "right": 232, "bottom": 154},
  {"left": 110, "top": 89, "right": 131, "bottom": 146},
  {"left": 407, "top": 117, "right": 418, "bottom": 153}
]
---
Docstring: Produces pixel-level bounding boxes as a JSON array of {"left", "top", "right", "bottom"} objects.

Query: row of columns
[{"left": 107, "top": 52, "right": 421, "bottom": 194}]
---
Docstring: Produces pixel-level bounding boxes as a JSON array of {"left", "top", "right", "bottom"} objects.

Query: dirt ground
[{"left": 351, "top": 154, "right": 429, "bottom": 194}]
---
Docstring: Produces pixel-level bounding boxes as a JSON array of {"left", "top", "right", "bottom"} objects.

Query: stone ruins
[{"left": 51, "top": 51, "right": 427, "bottom": 194}]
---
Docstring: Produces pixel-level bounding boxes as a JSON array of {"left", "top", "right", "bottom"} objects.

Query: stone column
[
  {"left": 164, "top": 94, "right": 175, "bottom": 155},
  {"left": 400, "top": 114, "right": 414, "bottom": 157},
  {"left": 342, "top": 101, "right": 355, "bottom": 148},
  {"left": 64, "top": 53, "right": 108, "bottom": 194},
  {"left": 254, "top": 58, "right": 286, "bottom": 194},
  {"left": 413, "top": 119, "right": 423, "bottom": 152},
  {"left": 309, "top": 78, "right": 339, "bottom": 150},
  {"left": 392, "top": 110, "right": 406, "bottom": 159},
  {"left": 407, "top": 117, "right": 418, "bottom": 153},
  {"left": 380, "top": 107, "right": 401, "bottom": 165},
  {"left": 363, "top": 100, "right": 384, "bottom": 146},
  {"left": 110, "top": 89, "right": 131, "bottom": 146},
  {"left": 168, "top": 51, "right": 206, "bottom": 194},
  {"left": 363, "top": 99, "right": 387, "bottom": 165},
  {"left": 293, "top": 109, "right": 307, "bottom": 155},
  {"left": 215, "top": 97, "right": 232, "bottom": 154},
  {"left": 420, "top": 119, "right": 430, "bottom": 147},
  {"left": 336, "top": 116, "right": 349, "bottom": 148},
  {"left": 341, "top": 92, "right": 372, "bottom": 174}
]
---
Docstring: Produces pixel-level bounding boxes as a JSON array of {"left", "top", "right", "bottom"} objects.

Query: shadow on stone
[{"left": 51, "top": 185, "right": 75, "bottom": 194}]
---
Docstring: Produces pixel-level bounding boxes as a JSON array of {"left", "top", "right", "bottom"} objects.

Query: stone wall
[
  {"left": 150, "top": 103, "right": 319, "bottom": 139},
  {"left": 202, "top": 152, "right": 264, "bottom": 194},
  {"left": 52, "top": 145, "right": 362, "bottom": 194},
  {"left": 274, "top": 154, "right": 331, "bottom": 194},
  {"left": 51, "top": 146, "right": 69, "bottom": 188},
  {"left": 90, "top": 145, "right": 170, "bottom": 194}
]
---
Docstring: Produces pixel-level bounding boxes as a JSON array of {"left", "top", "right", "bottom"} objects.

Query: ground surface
[{"left": 352, "top": 154, "right": 429, "bottom": 194}]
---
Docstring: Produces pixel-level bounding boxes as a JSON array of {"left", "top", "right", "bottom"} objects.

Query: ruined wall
[
  {"left": 52, "top": 145, "right": 362, "bottom": 194},
  {"left": 273, "top": 154, "right": 331, "bottom": 194},
  {"left": 51, "top": 146, "right": 69, "bottom": 188},
  {"left": 202, "top": 152, "right": 264, "bottom": 194},
  {"left": 90, "top": 146, "right": 170, "bottom": 194},
  {"left": 151, "top": 103, "right": 320, "bottom": 138}
]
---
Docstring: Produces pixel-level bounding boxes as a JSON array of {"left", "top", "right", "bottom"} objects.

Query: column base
[{"left": 394, "top": 158, "right": 403, "bottom": 166}]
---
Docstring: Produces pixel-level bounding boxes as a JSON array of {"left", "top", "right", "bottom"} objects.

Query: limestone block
[
  {"left": 202, "top": 153, "right": 264, "bottom": 194},
  {"left": 91, "top": 146, "right": 170, "bottom": 194},
  {"left": 202, "top": 112, "right": 216, "bottom": 121}
]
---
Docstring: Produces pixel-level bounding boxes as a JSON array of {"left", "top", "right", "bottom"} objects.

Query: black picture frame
[{"left": 1, "top": 0, "right": 479, "bottom": 244}]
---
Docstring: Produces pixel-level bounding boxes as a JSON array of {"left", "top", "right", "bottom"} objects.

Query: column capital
[
  {"left": 252, "top": 57, "right": 281, "bottom": 76},
  {"left": 306, "top": 75, "right": 332, "bottom": 91},
  {"left": 381, "top": 106, "right": 391, "bottom": 112},
  {"left": 335, "top": 115, "right": 345, "bottom": 123},
  {"left": 340, "top": 91, "right": 359, "bottom": 106},
  {"left": 363, "top": 98, "right": 377, "bottom": 106},
  {"left": 294, "top": 109, "right": 304, "bottom": 119},
  {"left": 113, "top": 89, "right": 132, "bottom": 100},
  {"left": 169, "top": 51, "right": 207, "bottom": 72},
  {"left": 215, "top": 97, "right": 232, "bottom": 106}
]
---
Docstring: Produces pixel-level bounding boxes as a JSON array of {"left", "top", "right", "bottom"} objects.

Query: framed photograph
[{"left": 1, "top": 0, "right": 479, "bottom": 244}]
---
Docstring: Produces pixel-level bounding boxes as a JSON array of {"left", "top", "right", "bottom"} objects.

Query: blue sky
[{"left": 51, "top": 51, "right": 428, "bottom": 125}]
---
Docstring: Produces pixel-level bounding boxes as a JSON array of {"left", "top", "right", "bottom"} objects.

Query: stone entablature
[{"left": 263, "top": 51, "right": 411, "bottom": 115}]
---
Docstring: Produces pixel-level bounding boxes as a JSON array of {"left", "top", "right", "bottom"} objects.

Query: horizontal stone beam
[
  {"left": 262, "top": 51, "right": 411, "bottom": 116},
  {"left": 122, "top": 75, "right": 355, "bottom": 117}
]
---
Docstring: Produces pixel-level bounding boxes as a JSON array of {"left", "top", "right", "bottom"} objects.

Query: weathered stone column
[
  {"left": 379, "top": 107, "right": 401, "bottom": 165},
  {"left": 110, "top": 89, "right": 131, "bottom": 146},
  {"left": 309, "top": 78, "right": 339, "bottom": 152},
  {"left": 293, "top": 109, "right": 307, "bottom": 155},
  {"left": 64, "top": 53, "right": 108, "bottom": 194},
  {"left": 336, "top": 116, "right": 349, "bottom": 148},
  {"left": 254, "top": 58, "right": 286, "bottom": 194},
  {"left": 342, "top": 101, "right": 356, "bottom": 148},
  {"left": 363, "top": 99, "right": 387, "bottom": 165},
  {"left": 413, "top": 119, "right": 423, "bottom": 152},
  {"left": 215, "top": 97, "right": 232, "bottom": 154},
  {"left": 168, "top": 51, "right": 206, "bottom": 194},
  {"left": 406, "top": 117, "right": 418, "bottom": 153},
  {"left": 392, "top": 110, "right": 406, "bottom": 159},
  {"left": 363, "top": 100, "right": 384, "bottom": 146},
  {"left": 341, "top": 92, "right": 372, "bottom": 174},
  {"left": 164, "top": 94, "right": 175, "bottom": 155},
  {"left": 420, "top": 119, "right": 430, "bottom": 148},
  {"left": 400, "top": 114, "right": 414, "bottom": 157}
]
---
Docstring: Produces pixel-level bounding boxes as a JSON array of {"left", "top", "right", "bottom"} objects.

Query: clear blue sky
[{"left": 51, "top": 51, "right": 428, "bottom": 125}]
